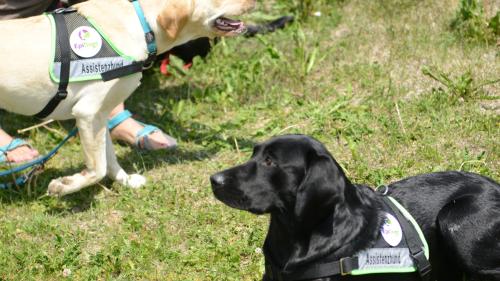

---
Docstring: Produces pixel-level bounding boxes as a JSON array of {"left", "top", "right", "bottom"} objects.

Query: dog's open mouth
[{"left": 214, "top": 16, "right": 246, "bottom": 34}]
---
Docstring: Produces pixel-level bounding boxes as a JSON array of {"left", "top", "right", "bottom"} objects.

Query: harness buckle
[
  {"left": 413, "top": 250, "right": 432, "bottom": 279},
  {"left": 340, "top": 256, "right": 358, "bottom": 276},
  {"left": 54, "top": 7, "right": 76, "bottom": 14},
  {"left": 142, "top": 52, "right": 157, "bottom": 70},
  {"left": 145, "top": 31, "right": 155, "bottom": 45},
  {"left": 340, "top": 257, "right": 348, "bottom": 276},
  {"left": 56, "top": 90, "right": 68, "bottom": 100}
]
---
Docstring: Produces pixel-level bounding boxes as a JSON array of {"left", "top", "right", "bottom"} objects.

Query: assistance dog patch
[
  {"left": 70, "top": 26, "right": 102, "bottom": 58},
  {"left": 356, "top": 247, "right": 415, "bottom": 271}
]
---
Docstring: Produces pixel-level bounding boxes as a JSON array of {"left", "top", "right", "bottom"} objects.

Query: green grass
[
  {"left": 450, "top": 0, "right": 500, "bottom": 43},
  {"left": 0, "top": 0, "right": 499, "bottom": 280}
]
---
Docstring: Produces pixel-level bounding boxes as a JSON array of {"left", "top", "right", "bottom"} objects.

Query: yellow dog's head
[{"left": 157, "top": 0, "right": 255, "bottom": 42}]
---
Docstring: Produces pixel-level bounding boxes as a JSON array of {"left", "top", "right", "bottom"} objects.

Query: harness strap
[
  {"left": 35, "top": 9, "right": 74, "bottom": 119},
  {"left": 101, "top": 0, "right": 157, "bottom": 80},
  {"left": 265, "top": 257, "right": 358, "bottom": 281},
  {"left": 382, "top": 196, "right": 432, "bottom": 280},
  {"left": 101, "top": 61, "right": 144, "bottom": 81},
  {"left": 129, "top": 0, "right": 157, "bottom": 68}
]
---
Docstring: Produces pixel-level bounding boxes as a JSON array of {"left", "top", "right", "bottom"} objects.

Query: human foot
[
  {"left": 0, "top": 135, "right": 39, "bottom": 163},
  {"left": 108, "top": 110, "right": 177, "bottom": 150}
]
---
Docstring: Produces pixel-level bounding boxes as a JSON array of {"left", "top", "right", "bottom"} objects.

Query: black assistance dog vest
[
  {"left": 48, "top": 10, "right": 135, "bottom": 83},
  {"left": 351, "top": 196, "right": 430, "bottom": 275},
  {"left": 35, "top": 8, "right": 150, "bottom": 119},
  {"left": 264, "top": 196, "right": 431, "bottom": 281}
]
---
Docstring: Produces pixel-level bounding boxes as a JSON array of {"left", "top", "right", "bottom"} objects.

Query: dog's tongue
[{"left": 215, "top": 16, "right": 246, "bottom": 33}]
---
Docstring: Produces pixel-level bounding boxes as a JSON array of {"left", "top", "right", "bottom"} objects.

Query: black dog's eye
[{"left": 264, "top": 157, "right": 276, "bottom": 167}]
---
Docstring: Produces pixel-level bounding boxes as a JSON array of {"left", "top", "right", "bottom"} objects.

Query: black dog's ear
[{"left": 294, "top": 149, "right": 348, "bottom": 227}]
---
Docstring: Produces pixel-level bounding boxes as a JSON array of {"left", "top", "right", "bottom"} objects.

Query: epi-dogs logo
[
  {"left": 381, "top": 213, "right": 403, "bottom": 247},
  {"left": 70, "top": 26, "right": 103, "bottom": 58}
]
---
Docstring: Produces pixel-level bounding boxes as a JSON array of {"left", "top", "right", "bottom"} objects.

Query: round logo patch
[
  {"left": 381, "top": 213, "right": 403, "bottom": 247},
  {"left": 70, "top": 26, "right": 102, "bottom": 58}
]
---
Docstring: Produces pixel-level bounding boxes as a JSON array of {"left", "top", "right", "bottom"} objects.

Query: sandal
[
  {"left": 0, "top": 138, "right": 37, "bottom": 164},
  {"left": 108, "top": 110, "right": 177, "bottom": 151}
]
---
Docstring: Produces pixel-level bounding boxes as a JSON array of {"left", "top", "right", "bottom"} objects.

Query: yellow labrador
[{"left": 0, "top": 0, "right": 255, "bottom": 196}]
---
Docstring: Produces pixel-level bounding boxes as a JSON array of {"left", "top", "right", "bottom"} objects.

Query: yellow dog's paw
[
  {"left": 126, "top": 174, "right": 146, "bottom": 189},
  {"left": 47, "top": 178, "right": 64, "bottom": 197},
  {"left": 47, "top": 178, "right": 75, "bottom": 197},
  {"left": 46, "top": 174, "right": 87, "bottom": 197}
]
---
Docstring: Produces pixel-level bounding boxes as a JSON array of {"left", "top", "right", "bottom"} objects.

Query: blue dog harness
[
  {"left": 35, "top": 0, "right": 157, "bottom": 119},
  {"left": 264, "top": 195, "right": 432, "bottom": 280}
]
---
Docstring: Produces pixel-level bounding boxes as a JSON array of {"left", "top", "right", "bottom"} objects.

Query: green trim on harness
[
  {"left": 350, "top": 196, "right": 429, "bottom": 276},
  {"left": 86, "top": 17, "right": 136, "bottom": 62},
  {"left": 388, "top": 196, "right": 429, "bottom": 259},
  {"left": 47, "top": 13, "right": 136, "bottom": 83},
  {"left": 352, "top": 266, "right": 417, "bottom": 275},
  {"left": 47, "top": 13, "right": 57, "bottom": 83}
]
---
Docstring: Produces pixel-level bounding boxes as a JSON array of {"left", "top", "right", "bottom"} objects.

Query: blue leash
[{"left": 0, "top": 127, "right": 78, "bottom": 189}]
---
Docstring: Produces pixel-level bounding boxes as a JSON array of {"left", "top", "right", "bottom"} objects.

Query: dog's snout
[{"left": 210, "top": 173, "right": 226, "bottom": 188}]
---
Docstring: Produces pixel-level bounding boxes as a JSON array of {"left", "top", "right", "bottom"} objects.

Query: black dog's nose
[{"left": 210, "top": 173, "right": 226, "bottom": 188}]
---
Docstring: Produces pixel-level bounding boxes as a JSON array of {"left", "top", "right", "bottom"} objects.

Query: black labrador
[{"left": 210, "top": 135, "right": 500, "bottom": 281}]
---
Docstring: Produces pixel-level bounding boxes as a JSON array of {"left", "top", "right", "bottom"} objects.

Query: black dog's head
[
  {"left": 211, "top": 135, "right": 385, "bottom": 270},
  {"left": 210, "top": 135, "right": 351, "bottom": 223}
]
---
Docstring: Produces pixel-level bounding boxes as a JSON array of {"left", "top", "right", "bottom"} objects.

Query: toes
[
  {"left": 30, "top": 149, "right": 39, "bottom": 158},
  {"left": 141, "top": 131, "right": 177, "bottom": 150},
  {"left": 150, "top": 131, "right": 176, "bottom": 147},
  {"left": 7, "top": 146, "right": 39, "bottom": 163},
  {"left": 47, "top": 175, "right": 86, "bottom": 197},
  {"left": 47, "top": 179, "right": 64, "bottom": 197},
  {"left": 127, "top": 174, "right": 146, "bottom": 189},
  {"left": 61, "top": 177, "right": 74, "bottom": 185},
  {"left": 112, "top": 171, "right": 147, "bottom": 188}
]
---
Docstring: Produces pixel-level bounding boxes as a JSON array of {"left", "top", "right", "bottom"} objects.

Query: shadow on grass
[
  {"left": 0, "top": 70, "right": 256, "bottom": 208},
  {"left": 124, "top": 69, "right": 257, "bottom": 163},
  {"left": 0, "top": 166, "right": 99, "bottom": 210}
]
